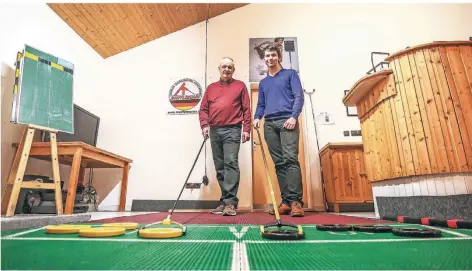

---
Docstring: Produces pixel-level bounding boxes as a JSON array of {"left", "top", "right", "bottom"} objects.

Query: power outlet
[
  {"left": 351, "top": 130, "right": 362, "bottom": 136},
  {"left": 185, "top": 183, "right": 202, "bottom": 189},
  {"left": 343, "top": 131, "right": 350, "bottom": 136}
]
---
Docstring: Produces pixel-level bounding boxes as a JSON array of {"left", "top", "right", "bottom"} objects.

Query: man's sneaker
[
  {"left": 268, "top": 203, "right": 291, "bottom": 215},
  {"left": 211, "top": 204, "right": 225, "bottom": 214},
  {"left": 223, "top": 204, "right": 237, "bottom": 216},
  {"left": 290, "top": 202, "right": 304, "bottom": 217}
]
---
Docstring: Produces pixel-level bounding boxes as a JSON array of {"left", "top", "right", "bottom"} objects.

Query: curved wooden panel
[
  {"left": 385, "top": 41, "right": 472, "bottom": 62},
  {"left": 343, "top": 70, "right": 393, "bottom": 107},
  {"left": 348, "top": 41, "right": 472, "bottom": 183}
]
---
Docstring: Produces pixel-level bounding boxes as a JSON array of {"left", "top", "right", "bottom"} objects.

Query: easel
[{"left": 1, "top": 124, "right": 64, "bottom": 217}]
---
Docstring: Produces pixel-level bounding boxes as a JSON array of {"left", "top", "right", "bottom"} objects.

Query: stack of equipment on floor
[
  {"left": 352, "top": 225, "right": 393, "bottom": 232},
  {"left": 45, "top": 222, "right": 138, "bottom": 237},
  {"left": 101, "top": 222, "right": 139, "bottom": 230},
  {"left": 138, "top": 137, "right": 208, "bottom": 239},
  {"left": 255, "top": 127, "right": 305, "bottom": 240},
  {"left": 79, "top": 222, "right": 139, "bottom": 237},
  {"left": 78, "top": 227, "right": 126, "bottom": 237},
  {"left": 46, "top": 224, "right": 92, "bottom": 234},
  {"left": 316, "top": 224, "right": 393, "bottom": 232},
  {"left": 15, "top": 175, "right": 88, "bottom": 214},
  {"left": 316, "top": 224, "right": 442, "bottom": 237}
]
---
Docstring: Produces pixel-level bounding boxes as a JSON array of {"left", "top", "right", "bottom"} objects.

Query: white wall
[
  {"left": 0, "top": 3, "right": 104, "bottom": 97},
  {"left": 2, "top": 3, "right": 472, "bottom": 211},
  {"left": 94, "top": 18, "right": 220, "bottom": 208},
  {"left": 0, "top": 3, "right": 103, "bottom": 160}
]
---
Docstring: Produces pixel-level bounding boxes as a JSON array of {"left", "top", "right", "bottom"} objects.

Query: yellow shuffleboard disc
[
  {"left": 79, "top": 227, "right": 126, "bottom": 238},
  {"left": 101, "top": 222, "right": 139, "bottom": 230},
  {"left": 46, "top": 224, "right": 92, "bottom": 234},
  {"left": 139, "top": 228, "right": 184, "bottom": 239}
]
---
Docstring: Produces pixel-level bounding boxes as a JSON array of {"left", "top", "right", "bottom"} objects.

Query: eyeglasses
[{"left": 221, "top": 65, "right": 234, "bottom": 70}]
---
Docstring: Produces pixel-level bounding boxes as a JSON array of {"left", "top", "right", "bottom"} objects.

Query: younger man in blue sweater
[{"left": 253, "top": 45, "right": 305, "bottom": 217}]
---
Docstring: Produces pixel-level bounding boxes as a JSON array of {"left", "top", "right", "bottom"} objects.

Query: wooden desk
[{"left": 11, "top": 142, "right": 132, "bottom": 214}]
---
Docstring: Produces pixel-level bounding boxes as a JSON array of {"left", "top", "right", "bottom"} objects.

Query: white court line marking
[
  {"left": 125, "top": 230, "right": 138, "bottom": 235},
  {"left": 4, "top": 223, "right": 470, "bottom": 271},
  {"left": 1, "top": 237, "right": 236, "bottom": 243},
  {"left": 155, "top": 224, "right": 410, "bottom": 228},
  {"left": 279, "top": 224, "right": 413, "bottom": 228},
  {"left": 240, "top": 243, "right": 249, "bottom": 271},
  {"left": 3, "top": 236, "right": 471, "bottom": 244},
  {"left": 4, "top": 223, "right": 468, "bottom": 241},
  {"left": 2, "top": 226, "right": 46, "bottom": 238},
  {"left": 421, "top": 225, "right": 470, "bottom": 238},
  {"left": 231, "top": 242, "right": 250, "bottom": 271},
  {"left": 0, "top": 223, "right": 440, "bottom": 239},
  {"left": 230, "top": 226, "right": 249, "bottom": 239},
  {"left": 244, "top": 237, "right": 472, "bottom": 243},
  {"left": 231, "top": 243, "right": 240, "bottom": 271}
]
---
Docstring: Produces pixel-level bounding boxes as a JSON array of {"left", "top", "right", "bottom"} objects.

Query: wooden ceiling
[{"left": 48, "top": 3, "right": 248, "bottom": 58}]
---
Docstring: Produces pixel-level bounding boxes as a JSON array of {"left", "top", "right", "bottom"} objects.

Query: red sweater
[{"left": 199, "top": 79, "right": 251, "bottom": 133}]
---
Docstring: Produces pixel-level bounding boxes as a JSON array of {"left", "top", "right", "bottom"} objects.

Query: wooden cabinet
[
  {"left": 342, "top": 41, "right": 472, "bottom": 182},
  {"left": 319, "top": 142, "right": 373, "bottom": 212}
]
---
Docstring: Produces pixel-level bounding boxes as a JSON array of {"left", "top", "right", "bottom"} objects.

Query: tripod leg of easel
[
  {"left": 49, "top": 132, "right": 64, "bottom": 215},
  {"left": 4, "top": 127, "right": 35, "bottom": 216},
  {"left": 1, "top": 127, "right": 28, "bottom": 215}
]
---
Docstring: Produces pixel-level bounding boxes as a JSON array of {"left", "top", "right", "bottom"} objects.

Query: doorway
[{"left": 250, "top": 84, "right": 309, "bottom": 210}]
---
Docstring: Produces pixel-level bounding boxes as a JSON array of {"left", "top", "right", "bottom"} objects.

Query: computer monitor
[{"left": 42, "top": 104, "right": 100, "bottom": 146}]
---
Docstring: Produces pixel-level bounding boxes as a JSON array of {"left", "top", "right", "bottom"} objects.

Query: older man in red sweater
[{"left": 198, "top": 57, "right": 251, "bottom": 216}]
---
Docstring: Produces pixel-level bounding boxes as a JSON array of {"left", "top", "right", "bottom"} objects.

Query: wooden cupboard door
[
  {"left": 332, "top": 150, "right": 364, "bottom": 202},
  {"left": 358, "top": 150, "right": 373, "bottom": 201}
]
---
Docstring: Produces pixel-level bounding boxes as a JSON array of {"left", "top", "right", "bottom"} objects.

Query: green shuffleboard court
[
  {"left": 10, "top": 44, "right": 74, "bottom": 133},
  {"left": 2, "top": 223, "right": 472, "bottom": 270}
]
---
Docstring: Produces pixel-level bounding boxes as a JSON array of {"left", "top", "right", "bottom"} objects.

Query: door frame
[{"left": 249, "top": 82, "right": 316, "bottom": 211}]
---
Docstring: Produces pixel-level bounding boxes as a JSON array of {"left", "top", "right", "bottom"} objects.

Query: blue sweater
[{"left": 254, "top": 68, "right": 304, "bottom": 121}]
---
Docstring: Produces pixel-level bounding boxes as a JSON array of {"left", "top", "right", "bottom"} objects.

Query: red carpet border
[{"left": 89, "top": 212, "right": 391, "bottom": 225}]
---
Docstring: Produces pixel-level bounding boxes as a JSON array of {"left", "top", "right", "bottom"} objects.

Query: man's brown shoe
[
  {"left": 211, "top": 204, "right": 225, "bottom": 215},
  {"left": 290, "top": 202, "right": 304, "bottom": 217},
  {"left": 268, "top": 203, "right": 291, "bottom": 215},
  {"left": 223, "top": 204, "right": 237, "bottom": 216}
]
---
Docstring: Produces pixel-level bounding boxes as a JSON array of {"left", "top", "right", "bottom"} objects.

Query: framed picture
[
  {"left": 344, "top": 90, "right": 358, "bottom": 117},
  {"left": 249, "top": 37, "right": 299, "bottom": 82}
]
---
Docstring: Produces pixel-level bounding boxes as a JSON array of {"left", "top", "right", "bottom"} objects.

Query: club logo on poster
[{"left": 167, "top": 78, "right": 203, "bottom": 115}]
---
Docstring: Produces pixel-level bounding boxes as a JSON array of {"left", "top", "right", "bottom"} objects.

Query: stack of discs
[
  {"left": 46, "top": 224, "right": 92, "bottom": 234},
  {"left": 101, "top": 222, "right": 139, "bottom": 230},
  {"left": 45, "top": 222, "right": 139, "bottom": 238},
  {"left": 78, "top": 222, "right": 139, "bottom": 238},
  {"left": 139, "top": 227, "right": 185, "bottom": 239},
  {"left": 78, "top": 227, "right": 126, "bottom": 238}
]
